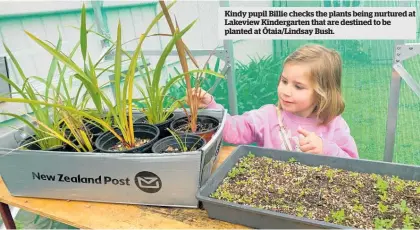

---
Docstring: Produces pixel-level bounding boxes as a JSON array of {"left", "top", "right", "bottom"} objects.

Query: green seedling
[
  {"left": 374, "top": 218, "right": 395, "bottom": 229},
  {"left": 326, "top": 169, "right": 335, "bottom": 182},
  {"left": 375, "top": 176, "right": 389, "bottom": 194},
  {"left": 296, "top": 205, "right": 305, "bottom": 217},
  {"left": 403, "top": 214, "right": 414, "bottom": 229},
  {"left": 378, "top": 202, "right": 388, "bottom": 213},
  {"left": 393, "top": 200, "right": 412, "bottom": 214},
  {"left": 353, "top": 204, "right": 364, "bottom": 212},
  {"left": 350, "top": 172, "right": 359, "bottom": 177},
  {"left": 331, "top": 209, "right": 345, "bottom": 224},
  {"left": 379, "top": 191, "right": 388, "bottom": 202}
]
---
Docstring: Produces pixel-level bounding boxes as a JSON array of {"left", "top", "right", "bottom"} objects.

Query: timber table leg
[{"left": 0, "top": 202, "right": 16, "bottom": 229}]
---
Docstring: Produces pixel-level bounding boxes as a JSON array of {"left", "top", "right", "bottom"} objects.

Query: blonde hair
[{"left": 279, "top": 44, "right": 345, "bottom": 125}]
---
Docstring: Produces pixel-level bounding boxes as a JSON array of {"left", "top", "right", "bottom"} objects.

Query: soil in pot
[
  {"left": 170, "top": 115, "right": 219, "bottom": 142},
  {"left": 134, "top": 113, "right": 175, "bottom": 139},
  {"left": 95, "top": 123, "right": 160, "bottom": 153},
  {"left": 151, "top": 134, "right": 206, "bottom": 153},
  {"left": 109, "top": 138, "right": 150, "bottom": 151},
  {"left": 211, "top": 154, "right": 420, "bottom": 229}
]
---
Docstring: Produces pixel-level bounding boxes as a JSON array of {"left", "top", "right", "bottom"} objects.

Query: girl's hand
[
  {"left": 186, "top": 88, "right": 213, "bottom": 108},
  {"left": 297, "top": 127, "right": 323, "bottom": 154}
]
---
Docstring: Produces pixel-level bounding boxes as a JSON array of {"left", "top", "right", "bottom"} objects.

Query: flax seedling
[
  {"left": 0, "top": 44, "right": 63, "bottom": 150},
  {"left": 164, "top": 129, "right": 203, "bottom": 152},
  {"left": 0, "top": 30, "right": 101, "bottom": 152},
  {"left": 20, "top": 2, "right": 210, "bottom": 151},
  {"left": 158, "top": 1, "right": 224, "bottom": 133}
]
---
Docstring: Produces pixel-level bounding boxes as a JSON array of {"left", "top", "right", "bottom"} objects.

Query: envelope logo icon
[
  {"left": 139, "top": 177, "right": 160, "bottom": 189},
  {"left": 134, "top": 171, "right": 162, "bottom": 193}
]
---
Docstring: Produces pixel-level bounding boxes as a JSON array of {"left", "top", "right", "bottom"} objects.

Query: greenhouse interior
[{"left": 0, "top": 0, "right": 419, "bottom": 229}]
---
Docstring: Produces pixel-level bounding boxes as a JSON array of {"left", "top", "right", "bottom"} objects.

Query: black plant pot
[
  {"left": 151, "top": 134, "right": 206, "bottom": 153},
  {"left": 95, "top": 124, "right": 160, "bottom": 153},
  {"left": 83, "top": 121, "right": 106, "bottom": 143},
  {"left": 63, "top": 124, "right": 100, "bottom": 152},
  {"left": 170, "top": 115, "right": 219, "bottom": 142},
  {"left": 19, "top": 136, "right": 42, "bottom": 150},
  {"left": 58, "top": 115, "right": 108, "bottom": 143},
  {"left": 134, "top": 113, "right": 175, "bottom": 139},
  {"left": 19, "top": 136, "right": 75, "bottom": 152}
]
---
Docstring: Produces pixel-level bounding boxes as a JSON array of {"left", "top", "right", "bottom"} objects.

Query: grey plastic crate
[
  {"left": 0, "top": 108, "right": 226, "bottom": 208},
  {"left": 197, "top": 145, "right": 420, "bottom": 229}
]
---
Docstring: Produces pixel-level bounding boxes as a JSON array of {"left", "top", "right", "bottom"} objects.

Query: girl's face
[{"left": 277, "top": 63, "right": 317, "bottom": 118}]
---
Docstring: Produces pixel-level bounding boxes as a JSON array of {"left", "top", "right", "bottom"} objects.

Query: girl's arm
[
  {"left": 206, "top": 97, "right": 265, "bottom": 145},
  {"left": 322, "top": 119, "right": 359, "bottom": 159}
]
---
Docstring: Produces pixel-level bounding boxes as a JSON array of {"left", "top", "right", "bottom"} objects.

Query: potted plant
[
  {"left": 130, "top": 1, "right": 224, "bottom": 141},
  {"left": 156, "top": 1, "right": 224, "bottom": 143},
  {"left": 89, "top": 19, "right": 164, "bottom": 153},
  {"left": 151, "top": 129, "right": 206, "bottom": 153},
  {"left": 0, "top": 35, "right": 96, "bottom": 152},
  {"left": 197, "top": 145, "right": 420, "bottom": 229},
  {"left": 9, "top": 4, "right": 164, "bottom": 154}
]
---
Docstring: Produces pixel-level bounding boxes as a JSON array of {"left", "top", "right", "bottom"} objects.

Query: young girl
[{"left": 194, "top": 44, "right": 358, "bottom": 159}]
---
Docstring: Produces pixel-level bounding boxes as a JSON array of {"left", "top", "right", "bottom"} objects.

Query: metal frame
[
  {"left": 0, "top": 57, "right": 12, "bottom": 102},
  {"left": 383, "top": 0, "right": 414, "bottom": 163},
  {"left": 384, "top": 43, "right": 420, "bottom": 162}
]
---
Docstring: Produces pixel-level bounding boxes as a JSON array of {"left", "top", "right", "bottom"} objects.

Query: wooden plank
[{"left": 0, "top": 146, "right": 244, "bottom": 229}]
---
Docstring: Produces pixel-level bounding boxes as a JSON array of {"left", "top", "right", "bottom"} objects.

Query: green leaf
[
  {"left": 44, "top": 31, "right": 62, "bottom": 105},
  {"left": 80, "top": 3, "right": 87, "bottom": 62},
  {"left": 152, "top": 19, "right": 197, "bottom": 92}
]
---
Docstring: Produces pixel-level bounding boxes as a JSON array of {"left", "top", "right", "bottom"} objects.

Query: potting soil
[{"left": 211, "top": 154, "right": 420, "bottom": 229}]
